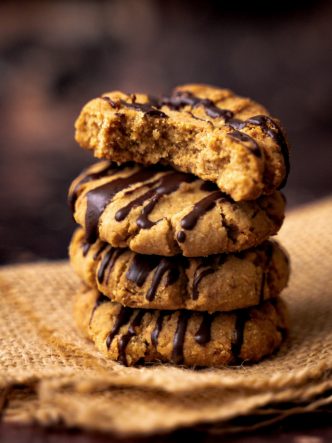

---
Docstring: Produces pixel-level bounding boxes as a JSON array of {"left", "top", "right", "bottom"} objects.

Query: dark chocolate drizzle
[
  {"left": 176, "top": 230, "right": 186, "bottom": 243},
  {"left": 82, "top": 242, "right": 91, "bottom": 257},
  {"left": 126, "top": 255, "right": 160, "bottom": 287},
  {"left": 89, "top": 292, "right": 109, "bottom": 326},
  {"left": 85, "top": 167, "right": 160, "bottom": 244},
  {"left": 228, "top": 130, "right": 261, "bottom": 157},
  {"left": 231, "top": 310, "right": 249, "bottom": 362},
  {"left": 135, "top": 171, "right": 197, "bottom": 230},
  {"left": 117, "top": 310, "right": 145, "bottom": 366},
  {"left": 126, "top": 255, "right": 180, "bottom": 301},
  {"left": 221, "top": 213, "right": 239, "bottom": 243},
  {"left": 161, "top": 90, "right": 234, "bottom": 121},
  {"left": 172, "top": 311, "right": 190, "bottom": 364},
  {"left": 180, "top": 190, "right": 227, "bottom": 238},
  {"left": 146, "top": 258, "right": 180, "bottom": 301},
  {"left": 151, "top": 310, "right": 171, "bottom": 348},
  {"left": 114, "top": 178, "right": 160, "bottom": 221},
  {"left": 259, "top": 242, "right": 274, "bottom": 304},
  {"left": 192, "top": 255, "right": 226, "bottom": 300},
  {"left": 97, "top": 246, "right": 125, "bottom": 285},
  {"left": 103, "top": 96, "right": 168, "bottom": 118},
  {"left": 193, "top": 266, "right": 214, "bottom": 300},
  {"left": 106, "top": 306, "right": 132, "bottom": 350},
  {"left": 93, "top": 242, "right": 108, "bottom": 261},
  {"left": 194, "top": 312, "right": 215, "bottom": 345},
  {"left": 228, "top": 115, "right": 290, "bottom": 187},
  {"left": 68, "top": 162, "right": 117, "bottom": 214}
]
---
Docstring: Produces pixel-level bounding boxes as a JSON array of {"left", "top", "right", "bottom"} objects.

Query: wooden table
[{"left": 1, "top": 411, "right": 332, "bottom": 443}]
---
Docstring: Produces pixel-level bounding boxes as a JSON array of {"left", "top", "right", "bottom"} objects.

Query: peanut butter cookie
[
  {"left": 75, "top": 84, "right": 290, "bottom": 201},
  {"left": 69, "top": 161, "right": 285, "bottom": 257},
  {"left": 69, "top": 229, "right": 290, "bottom": 313},
  {"left": 74, "top": 287, "right": 288, "bottom": 367}
]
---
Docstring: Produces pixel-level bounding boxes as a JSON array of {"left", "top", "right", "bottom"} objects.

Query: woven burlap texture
[{"left": 0, "top": 197, "right": 332, "bottom": 435}]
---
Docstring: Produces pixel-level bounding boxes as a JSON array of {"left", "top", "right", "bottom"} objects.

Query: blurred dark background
[{"left": 0, "top": 0, "right": 331, "bottom": 265}]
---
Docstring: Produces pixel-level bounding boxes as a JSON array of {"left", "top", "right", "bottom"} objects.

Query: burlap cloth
[{"left": 0, "top": 197, "right": 332, "bottom": 436}]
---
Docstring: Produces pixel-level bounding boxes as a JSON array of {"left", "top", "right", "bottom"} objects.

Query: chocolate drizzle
[
  {"left": 103, "top": 96, "right": 168, "bottom": 118},
  {"left": 181, "top": 191, "right": 227, "bottom": 231},
  {"left": 89, "top": 292, "right": 109, "bottom": 326},
  {"left": 115, "top": 170, "right": 196, "bottom": 227},
  {"left": 259, "top": 242, "right": 274, "bottom": 304},
  {"left": 172, "top": 311, "right": 190, "bottom": 364},
  {"left": 114, "top": 178, "right": 160, "bottom": 221},
  {"left": 176, "top": 231, "right": 186, "bottom": 243},
  {"left": 85, "top": 167, "right": 160, "bottom": 244},
  {"left": 161, "top": 91, "right": 234, "bottom": 121},
  {"left": 106, "top": 306, "right": 132, "bottom": 350},
  {"left": 231, "top": 310, "right": 249, "bottom": 362},
  {"left": 126, "top": 255, "right": 160, "bottom": 287},
  {"left": 194, "top": 313, "right": 215, "bottom": 345},
  {"left": 93, "top": 242, "right": 108, "bottom": 260},
  {"left": 97, "top": 247, "right": 125, "bottom": 285},
  {"left": 228, "top": 130, "right": 261, "bottom": 157},
  {"left": 68, "top": 162, "right": 117, "bottom": 214},
  {"left": 135, "top": 171, "right": 197, "bottom": 230},
  {"left": 228, "top": 115, "right": 290, "bottom": 186},
  {"left": 117, "top": 310, "right": 145, "bottom": 366},
  {"left": 82, "top": 242, "right": 91, "bottom": 257},
  {"left": 177, "top": 190, "right": 227, "bottom": 242},
  {"left": 126, "top": 255, "right": 180, "bottom": 301},
  {"left": 146, "top": 259, "right": 180, "bottom": 301},
  {"left": 192, "top": 255, "right": 226, "bottom": 300},
  {"left": 151, "top": 310, "right": 171, "bottom": 348}
]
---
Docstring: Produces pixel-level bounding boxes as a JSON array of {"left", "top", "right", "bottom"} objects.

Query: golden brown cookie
[
  {"left": 74, "top": 287, "right": 288, "bottom": 367},
  {"left": 69, "top": 229, "right": 290, "bottom": 313},
  {"left": 69, "top": 161, "right": 285, "bottom": 257},
  {"left": 75, "top": 84, "right": 290, "bottom": 201}
]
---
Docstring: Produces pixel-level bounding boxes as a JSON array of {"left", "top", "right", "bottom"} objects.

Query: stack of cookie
[{"left": 69, "top": 84, "right": 290, "bottom": 367}]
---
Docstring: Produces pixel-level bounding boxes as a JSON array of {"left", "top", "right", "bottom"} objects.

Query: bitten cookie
[
  {"left": 74, "top": 287, "right": 288, "bottom": 367},
  {"left": 70, "top": 229, "right": 290, "bottom": 313},
  {"left": 69, "top": 161, "right": 285, "bottom": 257},
  {"left": 75, "top": 84, "right": 290, "bottom": 201}
]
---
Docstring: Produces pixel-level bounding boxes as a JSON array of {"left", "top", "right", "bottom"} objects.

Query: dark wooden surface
[
  {"left": 0, "top": 1, "right": 331, "bottom": 440},
  {"left": 1, "top": 411, "right": 332, "bottom": 442}
]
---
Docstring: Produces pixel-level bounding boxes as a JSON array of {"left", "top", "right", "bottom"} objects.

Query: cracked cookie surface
[
  {"left": 75, "top": 84, "right": 290, "bottom": 201},
  {"left": 69, "top": 229, "right": 290, "bottom": 313},
  {"left": 69, "top": 161, "right": 285, "bottom": 257},
  {"left": 74, "top": 287, "right": 288, "bottom": 367}
]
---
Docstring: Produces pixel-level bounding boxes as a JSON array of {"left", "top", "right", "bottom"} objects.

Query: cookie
[
  {"left": 74, "top": 287, "right": 288, "bottom": 367},
  {"left": 75, "top": 84, "right": 290, "bottom": 201},
  {"left": 69, "top": 229, "right": 290, "bottom": 313},
  {"left": 69, "top": 161, "right": 285, "bottom": 257}
]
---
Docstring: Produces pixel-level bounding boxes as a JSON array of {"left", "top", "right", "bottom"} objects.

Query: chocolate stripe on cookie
[
  {"left": 192, "top": 255, "right": 226, "bottom": 300},
  {"left": 117, "top": 310, "right": 145, "bottom": 366},
  {"left": 85, "top": 167, "right": 162, "bottom": 243},
  {"left": 68, "top": 161, "right": 118, "bottom": 213},
  {"left": 178, "top": 190, "right": 228, "bottom": 242},
  {"left": 115, "top": 170, "right": 197, "bottom": 229},
  {"left": 106, "top": 306, "right": 132, "bottom": 350},
  {"left": 231, "top": 310, "right": 249, "bottom": 362},
  {"left": 126, "top": 255, "right": 181, "bottom": 301},
  {"left": 97, "top": 246, "right": 125, "bottom": 285},
  {"left": 89, "top": 292, "right": 109, "bottom": 326},
  {"left": 194, "top": 312, "right": 216, "bottom": 345},
  {"left": 151, "top": 310, "right": 172, "bottom": 348},
  {"left": 172, "top": 311, "right": 190, "bottom": 364}
]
